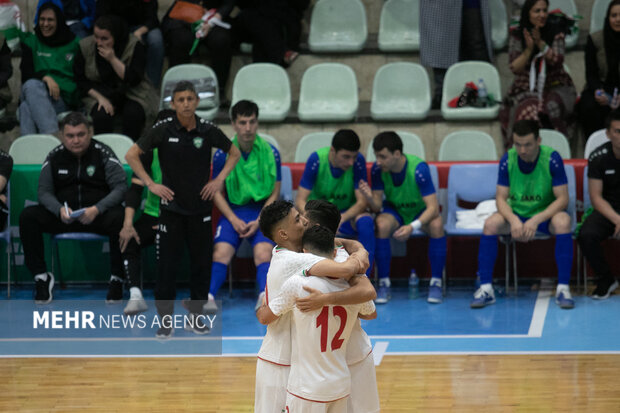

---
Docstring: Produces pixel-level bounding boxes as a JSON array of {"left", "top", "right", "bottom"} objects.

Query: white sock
[
  {"left": 129, "top": 287, "right": 143, "bottom": 299},
  {"left": 480, "top": 283, "right": 493, "bottom": 293},
  {"left": 379, "top": 278, "right": 391, "bottom": 287},
  {"left": 556, "top": 284, "right": 569, "bottom": 294},
  {"left": 34, "top": 272, "right": 48, "bottom": 282},
  {"left": 208, "top": 293, "right": 215, "bottom": 301},
  {"left": 110, "top": 275, "right": 123, "bottom": 283}
]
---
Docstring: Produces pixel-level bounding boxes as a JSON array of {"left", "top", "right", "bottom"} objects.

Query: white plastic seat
[
  {"left": 548, "top": 0, "right": 579, "bottom": 49},
  {"left": 590, "top": 0, "right": 612, "bottom": 34},
  {"left": 308, "top": 0, "right": 367, "bottom": 52},
  {"left": 371, "top": 62, "right": 431, "bottom": 121},
  {"left": 584, "top": 129, "right": 609, "bottom": 159},
  {"left": 377, "top": 0, "right": 419, "bottom": 52},
  {"left": 539, "top": 129, "right": 571, "bottom": 159},
  {"left": 366, "top": 131, "right": 425, "bottom": 161},
  {"left": 298, "top": 64, "right": 358, "bottom": 122},
  {"left": 489, "top": 0, "right": 508, "bottom": 49},
  {"left": 438, "top": 131, "right": 498, "bottom": 161},
  {"left": 94, "top": 134, "right": 134, "bottom": 163},
  {"left": 231, "top": 63, "right": 291, "bottom": 122},
  {"left": 257, "top": 133, "right": 279, "bottom": 151},
  {"left": 294, "top": 132, "right": 334, "bottom": 163},
  {"left": 441, "top": 61, "right": 501, "bottom": 120},
  {"left": 160, "top": 64, "right": 219, "bottom": 120},
  {"left": 9, "top": 134, "right": 60, "bottom": 164}
]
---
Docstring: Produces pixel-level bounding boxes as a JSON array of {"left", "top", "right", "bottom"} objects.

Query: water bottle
[
  {"left": 408, "top": 270, "right": 419, "bottom": 300},
  {"left": 477, "top": 78, "right": 488, "bottom": 107},
  {"left": 611, "top": 88, "right": 619, "bottom": 110}
]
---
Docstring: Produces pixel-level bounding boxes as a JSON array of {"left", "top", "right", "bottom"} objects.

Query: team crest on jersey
[
  {"left": 86, "top": 165, "right": 95, "bottom": 176},
  {"left": 193, "top": 137, "right": 203, "bottom": 149},
  {"left": 65, "top": 53, "right": 74, "bottom": 61}
]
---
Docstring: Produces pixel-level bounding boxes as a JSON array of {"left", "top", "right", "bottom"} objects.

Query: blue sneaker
[
  {"left": 375, "top": 285, "right": 391, "bottom": 304},
  {"left": 470, "top": 287, "right": 495, "bottom": 309},
  {"left": 555, "top": 289, "right": 575, "bottom": 309},
  {"left": 427, "top": 278, "right": 443, "bottom": 304}
]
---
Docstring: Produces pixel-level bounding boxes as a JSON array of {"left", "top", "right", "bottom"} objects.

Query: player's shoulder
[{"left": 588, "top": 141, "right": 612, "bottom": 163}]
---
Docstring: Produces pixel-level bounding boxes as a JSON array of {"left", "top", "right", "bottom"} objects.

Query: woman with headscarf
[
  {"left": 74, "top": 14, "right": 157, "bottom": 140},
  {"left": 19, "top": 2, "right": 80, "bottom": 135},
  {"left": 579, "top": 0, "right": 620, "bottom": 139},
  {"left": 499, "top": 0, "right": 576, "bottom": 150}
]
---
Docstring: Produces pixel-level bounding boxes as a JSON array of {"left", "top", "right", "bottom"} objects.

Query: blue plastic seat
[
  {"left": 308, "top": 0, "right": 367, "bottom": 52},
  {"left": 377, "top": 0, "right": 419, "bottom": 52},
  {"left": 371, "top": 62, "right": 431, "bottom": 121}
]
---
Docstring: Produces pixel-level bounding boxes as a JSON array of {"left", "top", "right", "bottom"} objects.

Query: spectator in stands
[
  {"left": 74, "top": 15, "right": 158, "bottom": 141},
  {"left": 577, "top": 110, "right": 620, "bottom": 300},
  {"left": 0, "top": 150, "right": 12, "bottom": 232},
  {"left": 125, "top": 81, "right": 240, "bottom": 338},
  {"left": 0, "top": 34, "right": 12, "bottom": 114},
  {"left": 96, "top": 0, "right": 164, "bottom": 87},
  {"left": 295, "top": 130, "right": 375, "bottom": 279},
  {"left": 233, "top": 0, "right": 309, "bottom": 66},
  {"left": 118, "top": 109, "right": 176, "bottom": 316},
  {"left": 19, "top": 3, "right": 80, "bottom": 135},
  {"left": 161, "top": 0, "right": 235, "bottom": 92},
  {"left": 420, "top": 0, "right": 494, "bottom": 109},
  {"left": 578, "top": 0, "right": 620, "bottom": 139},
  {"left": 359, "top": 132, "right": 446, "bottom": 304},
  {"left": 499, "top": 0, "right": 576, "bottom": 150},
  {"left": 471, "top": 119, "right": 574, "bottom": 309},
  {"left": 209, "top": 100, "right": 281, "bottom": 311},
  {"left": 19, "top": 112, "right": 126, "bottom": 304},
  {"left": 35, "top": 0, "right": 96, "bottom": 39}
]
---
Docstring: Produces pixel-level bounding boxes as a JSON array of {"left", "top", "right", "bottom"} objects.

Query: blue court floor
[{"left": 1, "top": 283, "right": 620, "bottom": 358}]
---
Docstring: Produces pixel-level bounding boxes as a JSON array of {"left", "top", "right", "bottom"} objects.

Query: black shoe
[
  {"left": 184, "top": 313, "right": 211, "bottom": 335},
  {"left": 592, "top": 278, "right": 619, "bottom": 300},
  {"left": 105, "top": 279, "right": 123, "bottom": 303},
  {"left": 34, "top": 272, "right": 54, "bottom": 304},
  {"left": 156, "top": 326, "right": 174, "bottom": 339}
]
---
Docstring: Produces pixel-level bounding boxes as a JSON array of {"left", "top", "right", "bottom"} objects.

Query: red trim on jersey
[
  {"left": 287, "top": 390, "right": 350, "bottom": 404},
  {"left": 257, "top": 356, "right": 291, "bottom": 367}
]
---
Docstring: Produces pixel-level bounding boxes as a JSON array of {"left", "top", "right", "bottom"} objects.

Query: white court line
[
  {"left": 528, "top": 289, "right": 551, "bottom": 337},
  {"left": 372, "top": 342, "right": 389, "bottom": 366}
]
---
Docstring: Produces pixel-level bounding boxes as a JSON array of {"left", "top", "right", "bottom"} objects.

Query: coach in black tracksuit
[
  {"left": 126, "top": 81, "right": 240, "bottom": 337},
  {"left": 19, "top": 112, "right": 126, "bottom": 304}
]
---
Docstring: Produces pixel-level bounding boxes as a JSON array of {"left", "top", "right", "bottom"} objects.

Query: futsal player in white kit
[
  {"left": 255, "top": 200, "right": 376, "bottom": 412},
  {"left": 269, "top": 225, "right": 377, "bottom": 412}
]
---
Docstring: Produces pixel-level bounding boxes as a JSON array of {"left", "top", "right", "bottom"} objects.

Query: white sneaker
[
  {"left": 123, "top": 297, "right": 148, "bottom": 315},
  {"left": 203, "top": 293, "right": 218, "bottom": 314}
]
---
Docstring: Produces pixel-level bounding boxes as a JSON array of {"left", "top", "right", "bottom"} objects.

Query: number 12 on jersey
[{"left": 316, "top": 305, "right": 348, "bottom": 352}]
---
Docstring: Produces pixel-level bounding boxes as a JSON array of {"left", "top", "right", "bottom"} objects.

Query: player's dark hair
[
  {"left": 332, "top": 129, "right": 360, "bottom": 152},
  {"left": 304, "top": 200, "right": 340, "bottom": 234},
  {"left": 513, "top": 119, "right": 540, "bottom": 140},
  {"left": 372, "top": 131, "right": 403, "bottom": 154},
  {"left": 172, "top": 80, "right": 197, "bottom": 98},
  {"left": 302, "top": 225, "right": 335, "bottom": 257},
  {"left": 60, "top": 111, "right": 90, "bottom": 130},
  {"left": 259, "top": 200, "right": 294, "bottom": 242},
  {"left": 605, "top": 109, "right": 620, "bottom": 129},
  {"left": 230, "top": 99, "right": 259, "bottom": 121}
]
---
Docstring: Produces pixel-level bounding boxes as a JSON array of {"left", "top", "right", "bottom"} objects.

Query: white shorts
[
  {"left": 285, "top": 392, "right": 348, "bottom": 413},
  {"left": 348, "top": 353, "right": 380, "bottom": 413},
  {"left": 255, "top": 358, "right": 290, "bottom": 413}
]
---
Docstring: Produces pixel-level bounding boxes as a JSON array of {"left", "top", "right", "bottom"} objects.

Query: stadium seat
[
  {"left": 366, "top": 131, "right": 425, "bottom": 161},
  {"left": 231, "top": 63, "right": 291, "bottom": 122},
  {"left": 51, "top": 233, "right": 108, "bottom": 286},
  {"left": 160, "top": 64, "right": 219, "bottom": 120},
  {"left": 540, "top": 129, "right": 571, "bottom": 159},
  {"left": 584, "top": 129, "right": 609, "bottom": 159},
  {"left": 297, "top": 64, "right": 358, "bottom": 122},
  {"left": 441, "top": 61, "right": 501, "bottom": 120},
  {"left": 94, "top": 134, "right": 134, "bottom": 163},
  {"left": 548, "top": 0, "right": 579, "bottom": 49},
  {"left": 258, "top": 133, "right": 279, "bottom": 150},
  {"left": 294, "top": 132, "right": 334, "bottom": 163},
  {"left": 308, "top": 0, "right": 367, "bottom": 52},
  {"left": 590, "top": 0, "right": 612, "bottom": 34},
  {"left": 438, "top": 131, "right": 498, "bottom": 161},
  {"left": 9, "top": 134, "right": 60, "bottom": 164},
  {"left": 377, "top": 0, "right": 419, "bottom": 52},
  {"left": 489, "top": 0, "right": 508, "bottom": 49},
  {"left": 1, "top": 182, "right": 15, "bottom": 298},
  {"left": 370, "top": 62, "right": 431, "bottom": 121}
]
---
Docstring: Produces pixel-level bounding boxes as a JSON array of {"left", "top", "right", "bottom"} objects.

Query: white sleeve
[
  {"left": 268, "top": 276, "right": 304, "bottom": 316},
  {"left": 294, "top": 253, "right": 326, "bottom": 276},
  {"left": 359, "top": 300, "right": 376, "bottom": 316}
]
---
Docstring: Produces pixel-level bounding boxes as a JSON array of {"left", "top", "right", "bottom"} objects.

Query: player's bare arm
[{"left": 296, "top": 275, "right": 377, "bottom": 312}]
